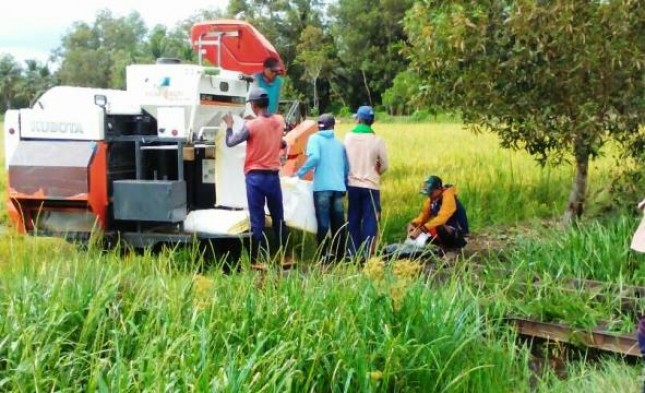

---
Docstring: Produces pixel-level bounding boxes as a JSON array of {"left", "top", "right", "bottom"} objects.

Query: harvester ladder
[{"left": 195, "top": 30, "right": 240, "bottom": 67}]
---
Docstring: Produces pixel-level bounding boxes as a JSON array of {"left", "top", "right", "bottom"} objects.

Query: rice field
[
  {"left": 0, "top": 120, "right": 642, "bottom": 391},
  {"left": 333, "top": 121, "right": 620, "bottom": 242}
]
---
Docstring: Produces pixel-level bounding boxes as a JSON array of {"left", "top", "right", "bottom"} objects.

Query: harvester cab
[{"left": 3, "top": 20, "right": 311, "bottom": 257}]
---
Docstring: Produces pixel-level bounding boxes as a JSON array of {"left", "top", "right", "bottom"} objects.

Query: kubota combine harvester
[{"left": 3, "top": 20, "right": 317, "bottom": 257}]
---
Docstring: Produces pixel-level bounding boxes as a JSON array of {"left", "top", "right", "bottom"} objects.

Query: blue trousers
[
  {"left": 246, "top": 171, "right": 288, "bottom": 259},
  {"left": 313, "top": 190, "right": 346, "bottom": 258},
  {"left": 347, "top": 186, "right": 381, "bottom": 257}
]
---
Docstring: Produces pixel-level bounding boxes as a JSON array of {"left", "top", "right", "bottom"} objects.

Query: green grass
[
  {"left": 0, "top": 246, "right": 532, "bottom": 392},
  {"left": 496, "top": 215, "right": 645, "bottom": 285},
  {"left": 537, "top": 360, "right": 641, "bottom": 393}
]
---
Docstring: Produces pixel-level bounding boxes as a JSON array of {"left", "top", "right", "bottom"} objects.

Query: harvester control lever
[{"left": 239, "top": 74, "right": 255, "bottom": 84}]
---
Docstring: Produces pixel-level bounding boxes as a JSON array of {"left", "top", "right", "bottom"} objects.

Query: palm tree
[{"left": 0, "top": 54, "right": 23, "bottom": 111}]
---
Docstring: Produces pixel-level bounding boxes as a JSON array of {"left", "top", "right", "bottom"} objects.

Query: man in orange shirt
[
  {"left": 223, "top": 88, "right": 292, "bottom": 269},
  {"left": 408, "top": 175, "right": 469, "bottom": 251}
]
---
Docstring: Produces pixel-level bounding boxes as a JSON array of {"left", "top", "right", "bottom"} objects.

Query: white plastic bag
[
  {"left": 183, "top": 209, "right": 250, "bottom": 235},
  {"left": 215, "top": 116, "right": 247, "bottom": 208},
  {"left": 279, "top": 177, "right": 317, "bottom": 233},
  {"left": 404, "top": 232, "right": 430, "bottom": 248}
]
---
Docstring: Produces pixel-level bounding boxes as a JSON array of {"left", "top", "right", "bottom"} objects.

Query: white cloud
[{"left": 0, "top": 0, "right": 229, "bottom": 63}]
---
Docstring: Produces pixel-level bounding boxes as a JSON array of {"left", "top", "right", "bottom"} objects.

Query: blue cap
[
  {"left": 354, "top": 106, "right": 374, "bottom": 122},
  {"left": 247, "top": 87, "right": 269, "bottom": 102}
]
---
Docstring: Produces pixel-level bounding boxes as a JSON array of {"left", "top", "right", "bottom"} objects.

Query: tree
[
  {"left": 295, "top": 26, "right": 334, "bottom": 113},
  {"left": 405, "top": 0, "right": 645, "bottom": 221},
  {"left": 55, "top": 10, "right": 148, "bottom": 88},
  {"left": 15, "top": 60, "right": 56, "bottom": 107},
  {"left": 0, "top": 54, "right": 23, "bottom": 111},
  {"left": 382, "top": 70, "right": 421, "bottom": 115},
  {"left": 330, "top": 0, "right": 414, "bottom": 108}
]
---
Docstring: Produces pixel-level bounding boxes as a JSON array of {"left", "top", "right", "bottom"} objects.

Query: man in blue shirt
[
  {"left": 297, "top": 114, "right": 349, "bottom": 263},
  {"left": 253, "top": 57, "right": 284, "bottom": 115}
]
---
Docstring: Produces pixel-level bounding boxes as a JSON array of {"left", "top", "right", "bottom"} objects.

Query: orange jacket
[{"left": 411, "top": 186, "right": 458, "bottom": 231}]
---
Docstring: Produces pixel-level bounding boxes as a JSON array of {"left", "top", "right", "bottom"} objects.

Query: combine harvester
[{"left": 3, "top": 20, "right": 316, "bottom": 259}]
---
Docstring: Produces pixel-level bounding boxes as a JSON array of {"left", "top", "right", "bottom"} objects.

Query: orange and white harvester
[{"left": 3, "top": 20, "right": 317, "bottom": 256}]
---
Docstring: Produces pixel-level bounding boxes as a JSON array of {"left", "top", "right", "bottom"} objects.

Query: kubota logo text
[{"left": 30, "top": 121, "right": 84, "bottom": 134}]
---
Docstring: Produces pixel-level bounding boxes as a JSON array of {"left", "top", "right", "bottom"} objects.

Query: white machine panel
[
  {"left": 20, "top": 107, "right": 105, "bottom": 141},
  {"left": 157, "top": 107, "right": 187, "bottom": 138},
  {"left": 127, "top": 64, "right": 202, "bottom": 107},
  {"left": 35, "top": 86, "right": 140, "bottom": 115}
]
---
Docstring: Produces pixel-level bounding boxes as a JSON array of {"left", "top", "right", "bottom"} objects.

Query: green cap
[{"left": 420, "top": 175, "right": 443, "bottom": 195}]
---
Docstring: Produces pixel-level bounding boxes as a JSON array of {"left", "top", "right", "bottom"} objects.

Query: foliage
[
  {"left": 410, "top": 109, "right": 431, "bottom": 122},
  {"left": 0, "top": 55, "right": 55, "bottom": 112},
  {"left": 382, "top": 70, "right": 421, "bottom": 116},
  {"left": 329, "top": 0, "right": 414, "bottom": 108},
  {"left": 295, "top": 25, "right": 335, "bottom": 113},
  {"left": 55, "top": 10, "right": 149, "bottom": 88},
  {"left": 16, "top": 60, "right": 56, "bottom": 106},
  {"left": 0, "top": 55, "right": 24, "bottom": 111},
  {"left": 336, "top": 105, "right": 352, "bottom": 118},
  {"left": 404, "top": 0, "right": 645, "bottom": 219}
]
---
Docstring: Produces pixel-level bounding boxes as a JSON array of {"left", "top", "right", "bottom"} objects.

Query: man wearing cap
[
  {"left": 223, "top": 87, "right": 291, "bottom": 269},
  {"left": 344, "top": 105, "right": 388, "bottom": 258},
  {"left": 296, "top": 114, "right": 349, "bottom": 262},
  {"left": 408, "top": 175, "right": 469, "bottom": 252},
  {"left": 253, "top": 56, "right": 284, "bottom": 115}
]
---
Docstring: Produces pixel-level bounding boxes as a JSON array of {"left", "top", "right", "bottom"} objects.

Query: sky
[{"left": 0, "top": 0, "right": 229, "bottom": 64}]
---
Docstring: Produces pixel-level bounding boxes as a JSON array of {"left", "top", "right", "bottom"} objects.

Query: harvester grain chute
[{"left": 3, "top": 20, "right": 317, "bottom": 259}]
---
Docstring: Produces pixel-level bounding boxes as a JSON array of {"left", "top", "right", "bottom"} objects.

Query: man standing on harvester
[
  {"left": 253, "top": 57, "right": 284, "bottom": 115},
  {"left": 407, "top": 175, "right": 469, "bottom": 253},
  {"left": 223, "top": 87, "right": 292, "bottom": 270}
]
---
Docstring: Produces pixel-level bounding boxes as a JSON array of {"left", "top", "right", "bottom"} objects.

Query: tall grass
[
  {"left": 537, "top": 360, "right": 641, "bottom": 393},
  {"left": 0, "top": 241, "right": 532, "bottom": 391},
  {"left": 334, "top": 121, "right": 617, "bottom": 241},
  {"left": 495, "top": 215, "right": 645, "bottom": 285}
]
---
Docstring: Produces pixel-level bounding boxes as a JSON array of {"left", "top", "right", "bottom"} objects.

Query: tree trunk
[
  {"left": 313, "top": 78, "right": 318, "bottom": 113},
  {"left": 563, "top": 151, "right": 589, "bottom": 224},
  {"left": 361, "top": 69, "right": 373, "bottom": 106}
]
